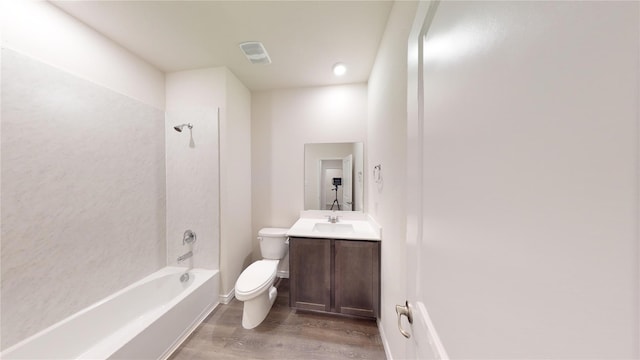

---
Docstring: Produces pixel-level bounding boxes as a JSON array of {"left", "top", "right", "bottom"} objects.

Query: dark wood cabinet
[
  {"left": 334, "top": 240, "right": 380, "bottom": 318},
  {"left": 289, "top": 237, "right": 380, "bottom": 319},
  {"left": 289, "top": 237, "right": 331, "bottom": 312}
]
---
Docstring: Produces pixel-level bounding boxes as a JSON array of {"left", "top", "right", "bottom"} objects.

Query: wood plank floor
[{"left": 168, "top": 279, "right": 386, "bottom": 360}]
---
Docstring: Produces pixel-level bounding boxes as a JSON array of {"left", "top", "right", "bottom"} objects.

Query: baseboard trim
[
  {"left": 377, "top": 319, "right": 394, "bottom": 360},
  {"left": 219, "top": 287, "right": 235, "bottom": 304}
]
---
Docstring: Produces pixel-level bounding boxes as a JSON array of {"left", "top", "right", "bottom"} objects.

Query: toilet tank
[{"left": 258, "top": 228, "right": 289, "bottom": 260}]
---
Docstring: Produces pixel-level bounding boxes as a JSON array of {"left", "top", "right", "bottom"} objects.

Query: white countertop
[{"left": 286, "top": 211, "right": 381, "bottom": 241}]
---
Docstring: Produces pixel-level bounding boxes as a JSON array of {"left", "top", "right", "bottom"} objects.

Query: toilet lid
[
  {"left": 258, "top": 227, "right": 289, "bottom": 237},
  {"left": 235, "top": 260, "right": 278, "bottom": 294}
]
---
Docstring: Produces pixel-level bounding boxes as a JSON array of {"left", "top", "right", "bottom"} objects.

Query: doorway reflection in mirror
[{"left": 304, "top": 142, "right": 363, "bottom": 211}]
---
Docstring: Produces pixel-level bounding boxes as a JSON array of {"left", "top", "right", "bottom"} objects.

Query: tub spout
[{"left": 177, "top": 251, "right": 193, "bottom": 262}]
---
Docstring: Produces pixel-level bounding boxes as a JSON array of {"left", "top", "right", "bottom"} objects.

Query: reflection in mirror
[{"left": 304, "top": 142, "right": 364, "bottom": 211}]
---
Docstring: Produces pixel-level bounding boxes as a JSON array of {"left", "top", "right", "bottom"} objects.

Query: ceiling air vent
[{"left": 239, "top": 41, "right": 272, "bottom": 65}]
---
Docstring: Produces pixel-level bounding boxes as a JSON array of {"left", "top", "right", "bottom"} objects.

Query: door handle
[{"left": 395, "top": 300, "right": 413, "bottom": 339}]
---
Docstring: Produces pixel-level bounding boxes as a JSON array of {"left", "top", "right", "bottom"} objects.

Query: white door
[
  {"left": 403, "top": 1, "right": 640, "bottom": 359},
  {"left": 341, "top": 154, "right": 353, "bottom": 211},
  {"left": 400, "top": 1, "right": 448, "bottom": 359}
]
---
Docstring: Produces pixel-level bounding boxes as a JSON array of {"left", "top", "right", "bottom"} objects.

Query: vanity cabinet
[
  {"left": 288, "top": 237, "right": 332, "bottom": 312},
  {"left": 289, "top": 237, "right": 380, "bottom": 319}
]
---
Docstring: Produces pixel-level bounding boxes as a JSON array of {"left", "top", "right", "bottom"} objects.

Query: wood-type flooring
[{"left": 168, "top": 279, "right": 386, "bottom": 360}]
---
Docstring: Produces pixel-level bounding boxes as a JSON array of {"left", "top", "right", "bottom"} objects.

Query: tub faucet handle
[{"left": 183, "top": 230, "right": 197, "bottom": 245}]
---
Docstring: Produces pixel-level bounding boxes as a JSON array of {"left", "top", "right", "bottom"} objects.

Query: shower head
[{"left": 173, "top": 123, "right": 193, "bottom": 132}]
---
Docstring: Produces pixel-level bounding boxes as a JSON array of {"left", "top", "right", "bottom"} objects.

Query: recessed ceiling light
[{"left": 332, "top": 63, "right": 347, "bottom": 76}]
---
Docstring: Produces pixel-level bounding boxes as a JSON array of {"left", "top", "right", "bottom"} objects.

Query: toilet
[{"left": 234, "top": 228, "right": 289, "bottom": 329}]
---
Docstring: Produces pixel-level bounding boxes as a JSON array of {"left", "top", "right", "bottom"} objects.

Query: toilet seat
[{"left": 235, "top": 260, "right": 278, "bottom": 301}]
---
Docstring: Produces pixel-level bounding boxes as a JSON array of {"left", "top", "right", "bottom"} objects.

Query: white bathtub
[{"left": 1, "top": 267, "right": 219, "bottom": 360}]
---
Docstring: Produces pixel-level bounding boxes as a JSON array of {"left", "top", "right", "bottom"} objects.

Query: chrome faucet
[
  {"left": 326, "top": 214, "right": 341, "bottom": 223},
  {"left": 177, "top": 251, "right": 193, "bottom": 262}
]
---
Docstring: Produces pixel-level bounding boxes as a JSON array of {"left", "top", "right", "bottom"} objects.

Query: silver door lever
[{"left": 396, "top": 301, "right": 413, "bottom": 339}]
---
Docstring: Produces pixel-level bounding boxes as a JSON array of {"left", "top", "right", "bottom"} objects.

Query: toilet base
[{"left": 241, "top": 285, "right": 278, "bottom": 329}]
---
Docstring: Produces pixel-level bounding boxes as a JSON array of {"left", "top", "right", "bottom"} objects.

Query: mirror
[{"left": 304, "top": 142, "right": 364, "bottom": 211}]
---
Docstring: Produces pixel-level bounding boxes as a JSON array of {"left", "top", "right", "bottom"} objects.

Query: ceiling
[{"left": 51, "top": 1, "right": 394, "bottom": 91}]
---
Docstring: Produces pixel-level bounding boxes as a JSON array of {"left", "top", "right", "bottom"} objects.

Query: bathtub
[{"left": 1, "top": 267, "right": 219, "bottom": 360}]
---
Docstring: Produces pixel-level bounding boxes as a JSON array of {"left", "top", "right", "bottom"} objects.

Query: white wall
[
  {"left": 1, "top": 1, "right": 166, "bottom": 349},
  {"left": 0, "top": 0, "right": 165, "bottom": 110},
  {"left": 251, "top": 84, "right": 367, "bottom": 258},
  {"left": 366, "top": 1, "right": 418, "bottom": 359},
  {"left": 165, "top": 67, "right": 253, "bottom": 298},
  {"left": 219, "top": 68, "right": 253, "bottom": 296},
  {"left": 412, "top": 1, "right": 639, "bottom": 358},
  {"left": 165, "top": 68, "right": 223, "bottom": 271}
]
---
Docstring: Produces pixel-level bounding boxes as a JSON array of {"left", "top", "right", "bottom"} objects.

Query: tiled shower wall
[
  {"left": 165, "top": 108, "right": 219, "bottom": 270},
  {"left": 1, "top": 49, "right": 166, "bottom": 349}
]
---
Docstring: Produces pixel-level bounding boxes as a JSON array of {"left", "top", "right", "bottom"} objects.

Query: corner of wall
[
  {"left": 219, "top": 68, "right": 253, "bottom": 295},
  {"left": 366, "top": 1, "right": 418, "bottom": 359},
  {"left": 1, "top": 0, "right": 165, "bottom": 110}
]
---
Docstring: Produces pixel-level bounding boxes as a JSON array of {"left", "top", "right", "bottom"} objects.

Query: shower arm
[{"left": 173, "top": 123, "right": 193, "bottom": 132}]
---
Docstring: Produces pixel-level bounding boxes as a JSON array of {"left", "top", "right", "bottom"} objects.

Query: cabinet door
[
  {"left": 289, "top": 237, "right": 331, "bottom": 312},
  {"left": 334, "top": 240, "right": 380, "bottom": 318}
]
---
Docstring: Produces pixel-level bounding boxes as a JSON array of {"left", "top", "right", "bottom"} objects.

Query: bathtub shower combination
[{"left": 1, "top": 267, "right": 219, "bottom": 360}]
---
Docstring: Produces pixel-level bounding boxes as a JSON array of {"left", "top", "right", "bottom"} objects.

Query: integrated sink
[
  {"left": 287, "top": 211, "right": 381, "bottom": 241},
  {"left": 312, "top": 223, "right": 355, "bottom": 234}
]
